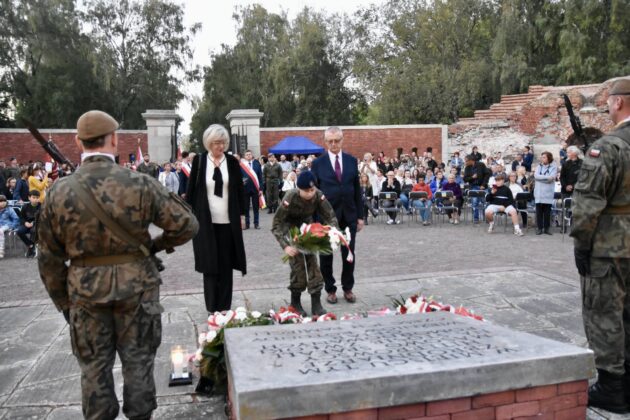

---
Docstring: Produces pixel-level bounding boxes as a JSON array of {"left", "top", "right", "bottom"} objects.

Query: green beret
[
  {"left": 609, "top": 79, "right": 630, "bottom": 96},
  {"left": 76, "top": 110, "right": 119, "bottom": 141}
]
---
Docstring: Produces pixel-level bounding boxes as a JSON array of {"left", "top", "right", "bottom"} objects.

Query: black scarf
[{"left": 211, "top": 156, "right": 225, "bottom": 197}]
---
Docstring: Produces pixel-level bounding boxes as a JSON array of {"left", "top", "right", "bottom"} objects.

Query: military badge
[{"left": 589, "top": 149, "right": 601, "bottom": 158}]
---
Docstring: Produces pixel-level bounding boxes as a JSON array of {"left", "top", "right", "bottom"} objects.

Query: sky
[{"left": 178, "top": 0, "right": 383, "bottom": 133}]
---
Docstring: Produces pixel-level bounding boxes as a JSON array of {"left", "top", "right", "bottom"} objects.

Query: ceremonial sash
[
  {"left": 240, "top": 161, "right": 266, "bottom": 209},
  {"left": 182, "top": 161, "right": 191, "bottom": 178}
]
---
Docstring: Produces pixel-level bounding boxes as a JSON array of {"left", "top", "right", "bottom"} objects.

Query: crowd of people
[{"left": 0, "top": 139, "right": 584, "bottom": 258}]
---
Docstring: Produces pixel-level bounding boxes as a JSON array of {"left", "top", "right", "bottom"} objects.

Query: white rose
[
  {"left": 251, "top": 311, "right": 261, "bottom": 319},
  {"left": 198, "top": 333, "right": 206, "bottom": 345},
  {"left": 235, "top": 311, "right": 247, "bottom": 321},
  {"left": 206, "top": 330, "right": 217, "bottom": 342},
  {"left": 194, "top": 348, "right": 203, "bottom": 362}
]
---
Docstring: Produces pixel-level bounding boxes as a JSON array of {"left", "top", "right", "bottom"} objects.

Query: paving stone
[
  {"left": 5, "top": 375, "right": 82, "bottom": 406},
  {"left": 21, "top": 347, "right": 79, "bottom": 386},
  {"left": 0, "top": 307, "right": 44, "bottom": 336},
  {"left": 480, "top": 307, "right": 555, "bottom": 331},
  {"left": 153, "top": 401, "right": 227, "bottom": 419},
  {"left": 513, "top": 296, "right": 575, "bottom": 315},
  {"left": 0, "top": 406, "right": 51, "bottom": 419},
  {"left": 0, "top": 365, "right": 26, "bottom": 397},
  {"left": 46, "top": 406, "right": 83, "bottom": 420}
]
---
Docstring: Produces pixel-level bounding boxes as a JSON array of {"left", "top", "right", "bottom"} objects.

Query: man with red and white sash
[{"left": 240, "top": 150, "right": 264, "bottom": 229}]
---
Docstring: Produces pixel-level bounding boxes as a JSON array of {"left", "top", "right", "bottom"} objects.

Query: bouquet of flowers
[
  {"left": 282, "top": 223, "right": 353, "bottom": 263},
  {"left": 392, "top": 294, "right": 483, "bottom": 321}
]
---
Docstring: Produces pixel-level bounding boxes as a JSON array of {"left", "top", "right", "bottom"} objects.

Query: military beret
[
  {"left": 609, "top": 79, "right": 630, "bottom": 96},
  {"left": 297, "top": 171, "right": 317, "bottom": 189},
  {"left": 76, "top": 110, "right": 119, "bottom": 141}
]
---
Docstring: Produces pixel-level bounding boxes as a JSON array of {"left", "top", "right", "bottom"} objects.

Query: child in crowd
[
  {"left": 17, "top": 190, "right": 41, "bottom": 258},
  {"left": 0, "top": 194, "right": 21, "bottom": 258},
  {"left": 484, "top": 174, "right": 524, "bottom": 236},
  {"left": 271, "top": 171, "right": 338, "bottom": 317}
]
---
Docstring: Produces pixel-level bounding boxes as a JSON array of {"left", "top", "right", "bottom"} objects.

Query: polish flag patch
[{"left": 589, "top": 149, "right": 601, "bottom": 158}]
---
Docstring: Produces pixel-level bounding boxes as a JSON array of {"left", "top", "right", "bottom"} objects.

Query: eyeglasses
[{"left": 326, "top": 138, "right": 343, "bottom": 144}]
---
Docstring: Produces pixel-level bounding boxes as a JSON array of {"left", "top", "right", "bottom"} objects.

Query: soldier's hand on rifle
[{"left": 284, "top": 246, "right": 299, "bottom": 257}]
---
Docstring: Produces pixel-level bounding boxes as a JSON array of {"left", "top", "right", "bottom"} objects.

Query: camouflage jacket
[
  {"left": 571, "top": 120, "right": 630, "bottom": 257},
  {"left": 271, "top": 189, "right": 339, "bottom": 249},
  {"left": 263, "top": 162, "right": 283, "bottom": 182},
  {"left": 37, "top": 155, "right": 199, "bottom": 311}
]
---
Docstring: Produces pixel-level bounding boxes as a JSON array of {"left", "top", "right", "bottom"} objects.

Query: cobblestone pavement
[{"left": 0, "top": 212, "right": 626, "bottom": 419}]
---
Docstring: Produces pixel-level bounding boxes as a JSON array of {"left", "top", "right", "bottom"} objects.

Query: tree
[{"left": 84, "top": 0, "right": 201, "bottom": 128}]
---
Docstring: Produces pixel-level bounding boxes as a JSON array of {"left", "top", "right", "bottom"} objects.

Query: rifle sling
[{"left": 68, "top": 174, "right": 151, "bottom": 257}]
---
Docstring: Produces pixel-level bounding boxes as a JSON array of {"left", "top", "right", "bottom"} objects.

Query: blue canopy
[{"left": 268, "top": 136, "right": 324, "bottom": 155}]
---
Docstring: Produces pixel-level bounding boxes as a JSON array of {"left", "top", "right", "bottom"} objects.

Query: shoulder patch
[
  {"left": 320, "top": 194, "right": 326, "bottom": 201},
  {"left": 282, "top": 200, "right": 290, "bottom": 208},
  {"left": 589, "top": 149, "right": 601, "bottom": 158}
]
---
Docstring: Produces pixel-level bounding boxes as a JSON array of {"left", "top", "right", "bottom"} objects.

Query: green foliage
[{"left": 0, "top": 0, "right": 199, "bottom": 128}]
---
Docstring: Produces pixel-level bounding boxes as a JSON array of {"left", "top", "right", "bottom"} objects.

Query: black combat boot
[
  {"left": 624, "top": 363, "right": 630, "bottom": 405},
  {"left": 311, "top": 292, "right": 327, "bottom": 316},
  {"left": 588, "top": 369, "right": 629, "bottom": 414},
  {"left": 290, "top": 292, "right": 307, "bottom": 317}
]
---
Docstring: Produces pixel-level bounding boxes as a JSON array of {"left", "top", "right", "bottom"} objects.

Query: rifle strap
[{"left": 68, "top": 174, "right": 151, "bottom": 257}]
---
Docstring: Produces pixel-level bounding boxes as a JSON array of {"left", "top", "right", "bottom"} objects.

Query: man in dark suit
[
  {"left": 311, "top": 126, "right": 364, "bottom": 304},
  {"left": 241, "top": 150, "right": 263, "bottom": 229}
]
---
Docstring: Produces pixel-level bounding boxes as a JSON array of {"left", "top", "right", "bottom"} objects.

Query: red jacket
[{"left": 412, "top": 182, "right": 432, "bottom": 199}]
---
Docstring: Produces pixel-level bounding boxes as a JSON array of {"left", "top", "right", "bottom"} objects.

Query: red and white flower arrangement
[
  {"left": 393, "top": 294, "right": 483, "bottom": 321},
  {"left": 282, "top": 223, "right": 353, "bottom": 262}
]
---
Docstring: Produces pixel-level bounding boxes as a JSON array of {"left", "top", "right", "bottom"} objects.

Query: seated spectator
[
  {"left": 381, "top": 171, "right": 402, "bottom": 225},
  {"left": 449, "top": 167, "right": 463, "bottom": 186},
  {"left": 424, "top": 169, "right": 434, "bottom": 184},
  {"left": 28, "top": 163, "right": 49, "bottom": 203},
  {"left": 516, "top": 166, "right": 529, "bottom": 190},
  {"left": 430, "top": 171, "right": 447, "bottom": 194},
  {"left": 13, "top": 168, "right": 29, "bottom": 202},
  {"left": 17, "top": 190, "right": 41, "bottom": 258},
  {"left": 442, "top": 174, "right": 463, "bottom": 224},
  {"left": 158, "top": 162, "right": 179, "bottom": 193},
  {"left": 0, "top": 194, "right": 21, "bottom": 258},
  {"left": 511, "top": 154, "right": 525, "bottom": 172},
  {"left": 411, "top": 168, "right": 422, "bottom": 183},
  {"left": 399, "top": 170, "right": 415, "bottom": 213},
  {"left": 2, "top": 177, "right": 16, "bottom": 198},
  {"left": 507, "top": 172, "right": 527, "bottom": 228},
  {"left": 485, "top": 174, "right": 524, "bottom": 236},
  {"left": 450, "top": 151, "right": 463, "bottom": 175},
  {"left": 411, "top": 178, "right": 432, "bottom": 225}
]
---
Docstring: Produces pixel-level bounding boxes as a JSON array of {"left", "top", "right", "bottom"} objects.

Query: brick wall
[
  {"left": 277, "top": 380, "right": 588, "bottom": 420},
  {"left": 260, "top": 125, "right": 445, "bottom": 161},
  {"left": 0, "top": 130, "right": 148, "bottom": 165}
]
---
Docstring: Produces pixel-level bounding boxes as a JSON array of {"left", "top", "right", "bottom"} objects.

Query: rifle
[
  {"left": 562, "top": 94, "right": 588, "bottom": 152},
  {"left": 21, "top": 118, "right": 76, "bottom": 171}
]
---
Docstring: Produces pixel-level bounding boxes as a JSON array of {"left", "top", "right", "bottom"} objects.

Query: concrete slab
[
  {"left": 0, "top": 406, "right": 51, "bottom": 419},
  {"left": 225, "top": 312, "right": 594, "bottom": 420},
  {"left": 46, "top": 406, "right": 83, "bottom": 420}
]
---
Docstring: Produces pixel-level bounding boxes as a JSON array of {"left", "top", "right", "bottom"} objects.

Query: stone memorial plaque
[{"left": 225, "top": 312, "right": 594, "bottom": 420}]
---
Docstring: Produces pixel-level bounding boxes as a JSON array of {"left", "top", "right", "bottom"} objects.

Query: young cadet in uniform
[
  {"left": 271, "top": 171, "right": 339, "bottom": 316},
  {"left": 571, "top": 78, "right": 630, "bottom": 413},
  {"left": 37, "top": 110, "right": 199, "bottom": 420}
]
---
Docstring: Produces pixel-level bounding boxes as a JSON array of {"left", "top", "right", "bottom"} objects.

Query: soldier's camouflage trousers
[
  {"left": 289, "top": 253, "right": 324, "bottom": 294},
  {"left": 69, "top": 287, "right": 163, "bottom": 420},
  {"left": 581, "top": 258, "right": 630, "bottom": 376},
  {"left": 266, "top": 180, "right": 279, "bottom": 209}
]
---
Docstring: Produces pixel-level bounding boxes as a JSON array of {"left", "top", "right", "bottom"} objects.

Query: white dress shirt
[
  {"left": 328, "top": 150, "right": 343, "bottom": 174},
  {"left": 206, "top": 155, "right": 229, "bottom": 224}
]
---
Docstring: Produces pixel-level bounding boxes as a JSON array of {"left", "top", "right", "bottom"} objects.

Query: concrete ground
[{"left": 0, "top": 211, "right": 626, "bottom": 419}]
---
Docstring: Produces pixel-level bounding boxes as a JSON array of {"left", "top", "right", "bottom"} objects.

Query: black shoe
[
  {"left": 544, "top": 228, "right": 552, "bottom": 235},
  {"left": 536, "top": 229, "right": 543, "bottom": 235},
  {"left": 589, "top": 369, "right": 629, "bottom": 414},
  {"left": 290, "top": 292, "right": 307, "bottom": 317},
  {"left": 244, "top": 225, "right": 250, "bottom": 230},
  {"left": 267, "top": 209, "right": 273, "bottom": 214},
  {"left": 254, "top": 224, "right": 260, "bottom": 229},
  {"left": 311, "top": 292, "right": 327, "bottom": 316},
  {"left": 26, "top": 246, "right": 36, "bottom": 258}
]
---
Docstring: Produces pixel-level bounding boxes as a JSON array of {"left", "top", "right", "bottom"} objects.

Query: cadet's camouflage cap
[
  {"left": 76, "top": 110, "right": 119, "bottom": 141},
  {"left": 609, "top": 79, "right": 630, "bottom": 96}
]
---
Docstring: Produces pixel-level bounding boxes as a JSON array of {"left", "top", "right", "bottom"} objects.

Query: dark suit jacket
[
  {"left": 241, "top": 159, "right": 263, "bottom": 195},
  {"left": 186, "top": 152, "right": 246, "bottom": 275},
  {"left": 311, "top": 152, "right": 363, "bottom": 224}
]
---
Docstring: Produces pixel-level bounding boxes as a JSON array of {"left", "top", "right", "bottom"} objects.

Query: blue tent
[{"left": 268, "top": 136, "right": 324, "bottom": 155}]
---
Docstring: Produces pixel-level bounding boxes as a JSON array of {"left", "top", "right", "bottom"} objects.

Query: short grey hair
[
  {"left": 202, "top": 124, "right": 230, "bottom": 151},
  {"left": 324, "top": 126, "right": 343, "bottom": 138},
  {"left": 566, "top": 145, "right": 583, "bottom": 158}
]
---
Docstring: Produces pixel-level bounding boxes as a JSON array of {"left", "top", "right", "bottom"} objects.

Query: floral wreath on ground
[{"left": 193, "top": 293, "right": 482, "bottom": 395}]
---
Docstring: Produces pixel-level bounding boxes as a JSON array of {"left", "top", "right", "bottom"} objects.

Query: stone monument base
[{"left": 248, "top": 380, "right": 586, "bottom": 420}]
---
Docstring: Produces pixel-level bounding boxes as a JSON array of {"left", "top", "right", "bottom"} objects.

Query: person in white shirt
[
  {"left": 158, "top": 162, "right": 179, "bottom": 194},
  {"left": 282, "top": 171, "right": 297, "bottom": 192}
]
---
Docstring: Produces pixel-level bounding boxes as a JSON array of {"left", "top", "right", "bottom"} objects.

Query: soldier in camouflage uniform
[
  {"left": 37, "top": 111, "right": 198, "bottom": 420},
  {"left": 264, "top": 153, "right": 283, "bottom": 213},
  {"left": 272, "top": 171, "right": 338, "bottom": 316},
  {"left": 571, "top": 78, "right": 630, "bottom": 414}
]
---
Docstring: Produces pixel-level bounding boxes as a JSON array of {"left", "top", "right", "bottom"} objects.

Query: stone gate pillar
[
  {"left": 142, "top": 109, "right": 179, "bottom": 163},
  {"left": 226, "top": 109, "right": 264, "bottom": 157}
]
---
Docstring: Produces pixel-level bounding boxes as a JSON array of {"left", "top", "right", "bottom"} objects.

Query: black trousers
[
  {"left": 536, "top": 203, "right": 552, "bottom": 229},
  {"left": 203, "top": 224, "right": 234, "bottom": 312},
  {"left": 320, "top": 218, "right": 357, "bottom": 294},
  {"left": 244, "top": 190, "right": 259, "bottom": 226}
]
